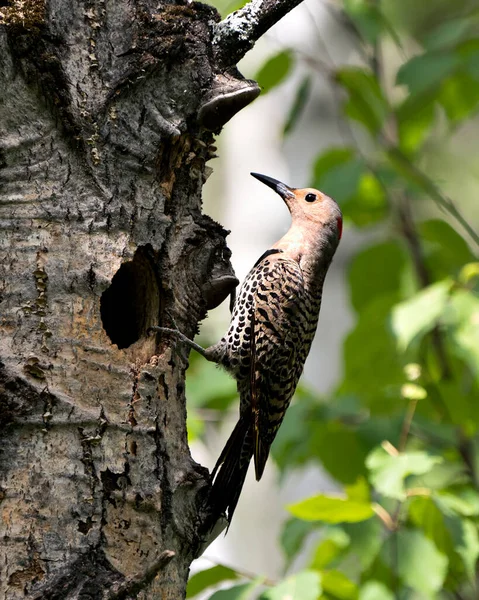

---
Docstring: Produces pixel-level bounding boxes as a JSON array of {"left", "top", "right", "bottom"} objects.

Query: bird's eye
[{"left": 305, "top": 193, "right": 316, "bottom": 202}]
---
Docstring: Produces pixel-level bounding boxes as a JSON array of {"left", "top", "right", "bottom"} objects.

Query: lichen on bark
[{"left": 0, "top": 0, "right": 46, "bottom": 29}]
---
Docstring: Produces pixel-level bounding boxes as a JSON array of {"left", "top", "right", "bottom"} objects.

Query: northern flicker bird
[{"left": 152, "top": 173, "right": 342, "bottom": 524}]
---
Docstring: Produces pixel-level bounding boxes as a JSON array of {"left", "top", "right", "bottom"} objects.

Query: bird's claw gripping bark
[{"left": 148, "top": 323, "right": 208, "bottom": 359}]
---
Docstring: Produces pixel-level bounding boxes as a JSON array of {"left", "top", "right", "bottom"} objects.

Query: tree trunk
[{"left": 0, "top": 0, "right": 302, "bottom": 597}]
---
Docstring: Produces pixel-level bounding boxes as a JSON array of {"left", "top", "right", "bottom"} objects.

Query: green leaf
[
  {"left": 280, "top": 518, "right": 314, "bottom": 567},
  {"left": 263, "top": 570, "right": 321, "bottom": 600},
  {"left": 423, "top": 18, "right": 473, "bottom": 51},
  {"left": 447, "top": 518, "right": 479, "bottom": 581},
  {"left": 310, "top": 527, "right": 350, "bottom": 570},
  {"left": 343, "top": 518, "right": 383, "bottom": 571},
  {"left": 346, "top": 477, "right": 370, "bottom": 503},
  {"left": 390, "top": 280, "right": 451, "bottom": 351},
  {"left": 419, "top": 219, "right": 475, "bottom": 280},
  {"left": 407, "top": 460, "right": 467, "bottom": 491},
  {"left": 288, "top": 494, "right": 374, "bottom": 523},
  {"left": 312, "top": 148, "right": 387, "bottom": 226},
  {"left": 312, "top": 148, "right": 362, "bottom": 203},
  {"left": 336, "top": 67, "right": 389, "bottom": 134},
  {"left": 311, "top": 420, "right": 369, "bottom": 484},
  {"left": 313, "top": 147, "right": 355, "bottom": 175},
  {"left": 187, "top": 408, "right": 205, "bottom": 442},
  {"left": 408, "top": 496, "right": 452, "bottom": 556},
  {"left": 348, "top": 242, "right": 407, "bottom": 313},
  {"left": 434, "top": 376, "right": 479, "bottom": 432},
  {"left": 321, "top": 570, "right": 358, "bottom": 600},
  {"left": 209, "top": 581, "right": 261, "bottom": 600},
  {"left": 396, "top": 51, "right": 460, "bottom": 95},
  {"left": 343, "top": 0, "right": 383, "bottom": 45},
  {"left": 445, "top": 289, "right": 479, "bottom": 377},
  {"left": 352, "top": 171, "right": 388, "bottom": 226},
  {"left": 435, "top": 489, "right": 479, "bottom": 517},
  {"left": 439, "top": 71, "right": 479, "bottom": 123},
  {"left": 270, "top": 391, "right": 318, "bottom": 472},
  {"left": 255, "top": 51, "right": 293, "bottom": 93},
  {"left": 187, "top": 566, "right": 239, "bottom": 598},
  {"left": 456, "top": 38, "right": 479, "bottom": 79},
  {"left": 186, "top": 356, "right": 236, "bottom": 411},
  {"left": 385, "top": 147, "right": 433, "bottom": 195},
  {"left": 359, "top": 581, "right": 394, "bottom": 600},
  {"left": 220, "top": 0, "right": 249, "bottom": 16},
  {"left": 272, "top": 386, "right": 371, "bottom": 479},
  {"left": 384, "top": 529, "right": 448, "bottom": 595},
  {"left": 366, "top": 447, "right": 442, "bottom": 500},
  {"left": 395, "top": 96, "right": 435, "bottom": 154},
  {"left": 187, "top": 355, "right": 237, "bottom": 438},
  {"left": 459, "top": 262, "right": 479, "bottom": 285},
  {"left": 340, "top": 295, "right": 406, "bottom": 412},
  {"left": 283, "top": 76, "right": 312, "bottom": 136}
]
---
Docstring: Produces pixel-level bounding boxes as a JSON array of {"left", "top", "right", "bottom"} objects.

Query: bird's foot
[{"left": 148, "top": 323, "right": 208, "bottom": 359}]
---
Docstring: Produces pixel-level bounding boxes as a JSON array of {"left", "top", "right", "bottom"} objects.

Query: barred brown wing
[{"left": 249, "top": 257, "right": 311, "bottom": 480}]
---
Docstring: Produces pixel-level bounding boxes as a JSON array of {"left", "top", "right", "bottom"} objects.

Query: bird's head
[{"left": 251, "top": 172, "right": 343, "bottom": 245}]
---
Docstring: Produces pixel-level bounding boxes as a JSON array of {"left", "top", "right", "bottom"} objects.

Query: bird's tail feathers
[
  {"left": 209, "top": 415, "right": 253, "bottom": 524},
  {"left": 254, "top": 434, "right": 270, "bottom": 481}
]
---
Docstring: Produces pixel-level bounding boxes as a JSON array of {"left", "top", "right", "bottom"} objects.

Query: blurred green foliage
[{"left": 188, "top": 0, "right": 479, "bottom": 598}]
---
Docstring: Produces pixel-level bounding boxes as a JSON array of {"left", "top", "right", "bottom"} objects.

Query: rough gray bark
[{"left": 0, "top": 0, "right": 302, "bottom": 598}]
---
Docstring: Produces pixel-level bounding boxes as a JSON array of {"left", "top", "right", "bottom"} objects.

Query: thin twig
[
  {"left": 397, "top": 195, "right": 452, "bottom": 379},
  {"left": 396, "top": 196, "right": 431, "bottom": 287},
  {"left": 398, "top": 399, "right": 418, "bottom": 452},
  {"left": 373, "top": 503, "right": 395, "bottom": 531},
  {"left": 202, "top": 555, "right": 275, "bottom": 587},
  {"left": 389, "top": 147, "right": 479, "bottom": 247}
]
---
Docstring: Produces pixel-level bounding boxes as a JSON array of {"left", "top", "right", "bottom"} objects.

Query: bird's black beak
[{"left": 251, "top": 172, "right": 295, "bottom": 200}]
